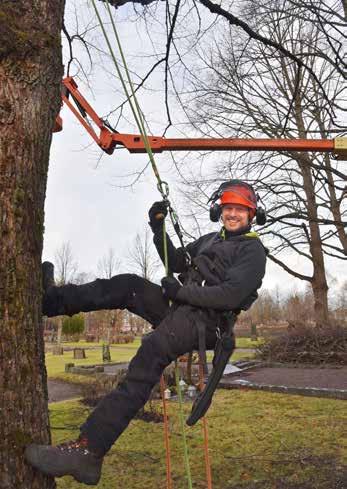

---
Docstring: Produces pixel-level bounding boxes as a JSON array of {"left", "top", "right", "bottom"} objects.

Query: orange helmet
[{"left": 220, "top": 182, "right": 257, "bottom": 218}]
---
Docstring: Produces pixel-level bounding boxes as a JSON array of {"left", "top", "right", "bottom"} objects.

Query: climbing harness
[{"left": 187, "top": 311, "right": 238, "bottom": 426}]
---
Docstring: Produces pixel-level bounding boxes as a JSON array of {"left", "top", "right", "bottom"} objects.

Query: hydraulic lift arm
[{"left": 54, "top": 76, "right": 347, "bottom": 160}]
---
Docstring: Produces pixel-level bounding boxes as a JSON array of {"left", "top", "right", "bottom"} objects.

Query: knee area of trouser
[{"left": 141, "top": 331, "right": 170, "bottom": 359}]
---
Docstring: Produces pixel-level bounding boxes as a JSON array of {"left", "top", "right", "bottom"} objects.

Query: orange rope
[
  {"left": 160, "top": 359, "right": 213, "bottom": 489},
  {"left": 199, "top": 360, "right": 213, "bottom": 489},
  {"left": 160, "top": 375, "right": 173, "bottom": 489}
]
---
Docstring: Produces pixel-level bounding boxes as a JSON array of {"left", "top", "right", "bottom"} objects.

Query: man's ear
[{"left": 219, "top": 209, "right": 224, "bottom": 225}]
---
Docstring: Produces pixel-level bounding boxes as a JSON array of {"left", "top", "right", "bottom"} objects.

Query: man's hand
[
  {"left": 161, "top": 276, "right": 182, "bottom": 301},
  {"left": 148, "top": 201, "right": 168, "bottom": 232}
]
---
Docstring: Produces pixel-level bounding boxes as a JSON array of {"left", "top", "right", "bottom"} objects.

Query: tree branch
[{"left": 268, "top": 254, "right": 312, "bottom": 281}]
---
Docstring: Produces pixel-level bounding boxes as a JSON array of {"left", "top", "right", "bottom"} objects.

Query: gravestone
[
  {"left": 52, "top": 345, "right": 64, "bottom": 355},
  {"left": 73, "top": 348, "right": 86, "bottom": 359},
  {"left": 251, "top": 323, "right": 258, "bottom": 341},
  {"left": 102, "top": 344, "right": 111, "bottom": 362},
  {"left": 65, "top": 363, "right": 75, "bottom": 372}
]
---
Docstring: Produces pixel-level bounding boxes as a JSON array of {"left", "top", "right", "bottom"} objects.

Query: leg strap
[{"left": 186, "top": 311, "right": 237, "bottom": 426}]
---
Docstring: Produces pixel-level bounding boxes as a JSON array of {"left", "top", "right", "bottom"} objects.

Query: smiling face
[{"left": 221, "top": 203, "right": 250, "bottom": 232}]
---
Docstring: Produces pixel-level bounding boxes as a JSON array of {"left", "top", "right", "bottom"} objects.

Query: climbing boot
[{"left": 25, "top": 436, "right": 103, "bottom": 486}]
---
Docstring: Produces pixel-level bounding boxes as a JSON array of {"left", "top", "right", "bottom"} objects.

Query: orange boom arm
[{"left": 54, "top": 76, "right": 346, "bottom": 160}]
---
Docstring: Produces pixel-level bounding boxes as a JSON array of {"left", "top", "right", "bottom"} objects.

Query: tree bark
[
  {"left": 296, "top": 154, "right": 329, "bottom": 326},
  {"left": 0, "top": 1, "right": 65, "bottom": 488}
]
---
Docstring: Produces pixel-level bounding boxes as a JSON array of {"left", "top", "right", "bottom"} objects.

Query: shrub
[
  {"left": 256, "top": 323, "right": 347, "bottom": 365},
  {"left": 111, "top": 334, "right": 135, "bottom": 344},
  {"left": 62, "top": 314, "right": 85, "bottom": 340}
]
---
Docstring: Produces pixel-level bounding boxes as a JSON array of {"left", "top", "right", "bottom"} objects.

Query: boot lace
[{"left": 57, "top": 436, "right": 90, "bottom": 455}]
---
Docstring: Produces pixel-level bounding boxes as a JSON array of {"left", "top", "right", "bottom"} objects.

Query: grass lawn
[
  {"left": 46, "top": 348, "right": 137, "bottom": 378},
  {"left": 56, "top": 336, "right": 258, "bottom": 350},
  {"left": 46, "top": 338, "right": 255, "bottom": 381},
  {"left": 50, "top": 390, "right": 346, "bottom": 489},
  {"left": 235, "top": 337, "right": 263, "bottom": 349},
  {"left": 60, "top": 338, "right": 142, "bottom": 349}
]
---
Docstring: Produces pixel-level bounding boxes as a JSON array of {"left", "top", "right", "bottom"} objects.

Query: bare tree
[
  {"left": 127, "top": 227, "right": 160, "bottom": 281},
  {"left": 126, "top": 228, "right": 160, "bottom": 334},
  {"left": 104, "top": 0, "right": 346, "bottom": 82},
  {"left": 97, "top": 248, "right": 121, "bottom": 279},
  {"left": 54, "top": 241, "right": 78, "bottom": 285},
  {"left": 178, "top": 1, "right": 346, "bottom": 325},
  {"left": 95, "top": 248, "right": 122, "bottom": 345}
]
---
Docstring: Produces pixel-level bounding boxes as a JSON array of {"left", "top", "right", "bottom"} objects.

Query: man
[{"left": 25, "top": 180, "right": 267, "bottom": 486}]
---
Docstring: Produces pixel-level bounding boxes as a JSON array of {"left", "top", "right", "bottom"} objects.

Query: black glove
[
  {"left": 148, "top": 201, "right": 168, "bottom": 232},
  {"left": 161, "top": 276, "right": 182, "bottom": 301}
]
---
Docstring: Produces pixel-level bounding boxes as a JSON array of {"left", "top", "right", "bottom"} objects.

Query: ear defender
[
  {"left": 209, "top": 203, "right": 222, "bottom": 222},
  {"left": 256, "top": 207, "right": 267, "bottom": 225},
  {"left": 209, "top": 180, "right": 267, "bottom": 225},
  {"left": 255, "top": 193, "right": 267, "bottom": 225}
]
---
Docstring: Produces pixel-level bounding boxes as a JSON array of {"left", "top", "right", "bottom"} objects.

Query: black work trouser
[{"left": 45, "top": 274, "right": 219, "bottom": 455}]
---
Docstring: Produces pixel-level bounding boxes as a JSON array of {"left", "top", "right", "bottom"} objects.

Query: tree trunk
[
  {"left": 0, "top": 1, "right": 65, "bottom": 488},
  {"left": 294, "top": 86, "right": 330, "bottom": 327},
  {"left": 298, "top": 156, "right": 329, "bottom": 326}
]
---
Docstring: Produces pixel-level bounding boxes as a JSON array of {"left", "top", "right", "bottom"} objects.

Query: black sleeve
[
  {"left": 176, "top": 241, "right": 266, "bottom": 310},
  {"left": 153, "top": 228, "right": 200, "bottom": 273}
]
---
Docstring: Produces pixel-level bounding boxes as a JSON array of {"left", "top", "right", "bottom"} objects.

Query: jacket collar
[{"left": 219, "top": 225, "right": 253, "bottom": 240}]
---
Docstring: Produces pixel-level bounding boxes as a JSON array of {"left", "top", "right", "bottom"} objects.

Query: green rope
[
  {"left": 89, "top": 2, "right": 193, "bottom": 487},
  {"left": 104, "top": 1, "right": 166, "bottom": 193},
  {"left": 91, "top": 0, "right": 167, "bottom": 196},
  {"left": 175, "top": 360, "right": 193, "bottom": 488}
]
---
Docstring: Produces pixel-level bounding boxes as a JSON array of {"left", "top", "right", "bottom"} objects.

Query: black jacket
[{"left": 154, "top": 227, "right": 267, "bottom": 312}]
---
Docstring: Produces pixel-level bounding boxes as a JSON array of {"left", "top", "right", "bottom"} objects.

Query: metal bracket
[{"left": 334, "top": 137, "right": 347, "bottom": 160}]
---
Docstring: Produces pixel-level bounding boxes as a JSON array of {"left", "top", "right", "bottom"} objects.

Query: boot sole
[
  {"left": 25, "top": 445, "right": 101, "bottom": 485},
  {"left": 31, "top": 462, "right": 100, "bottom": 485}
]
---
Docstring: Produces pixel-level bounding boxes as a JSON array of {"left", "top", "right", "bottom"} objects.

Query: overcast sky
[{"left": 42, "top": 0, "right": 345, "bottom": 302}]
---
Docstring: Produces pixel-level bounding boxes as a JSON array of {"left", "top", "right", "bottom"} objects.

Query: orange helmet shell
[{"left": 220, "top": 184, "right": 257, "bottom": 218}]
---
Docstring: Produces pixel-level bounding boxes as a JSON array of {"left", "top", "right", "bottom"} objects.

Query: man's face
[{"left": 221, "top": 204, "right": 250, "bottom": 232}]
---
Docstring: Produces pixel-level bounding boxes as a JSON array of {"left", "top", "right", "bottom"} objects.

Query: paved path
[
  {"left": 48, "top": 365, "right": 347, "bottom": 403},
  {"left": 220, "top": 366, "right": 347, "bottom": 400}
]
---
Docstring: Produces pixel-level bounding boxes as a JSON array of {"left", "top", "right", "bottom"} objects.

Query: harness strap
[
  {"left": 197, "top": 318, "right": 209, "bottom": 377},
  {"left": 186, "top": 311, "right": 238, "bottom": 426}
]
